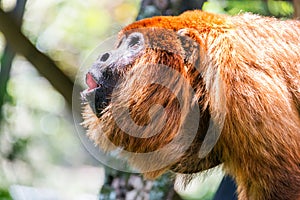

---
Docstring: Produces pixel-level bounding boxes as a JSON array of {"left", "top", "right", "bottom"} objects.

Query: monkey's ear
[{"left": 177, "top": 28, "right": 201, "bottom": 68}]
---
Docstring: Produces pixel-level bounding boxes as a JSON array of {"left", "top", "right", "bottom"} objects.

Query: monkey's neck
[
  {"left": 218, "top": 68, "right": 300, "bottom": 200},
  {"left": 196, "top": 16, "right": 300, "bottom": 199}
]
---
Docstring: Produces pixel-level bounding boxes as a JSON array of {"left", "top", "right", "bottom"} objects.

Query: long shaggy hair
[{"left": 82, "top": 11, "right": 300, "bottom": 200}]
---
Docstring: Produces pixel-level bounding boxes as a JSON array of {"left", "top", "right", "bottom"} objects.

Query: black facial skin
[
  {"left": 83, "top": 71, "right": 119, "bottom": 118},
  {"left": 81, "top": 32, "right": 145, "bottom": 117}
]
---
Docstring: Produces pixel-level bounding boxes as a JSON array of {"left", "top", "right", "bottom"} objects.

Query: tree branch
[
  {"left": 0, "top": 8, "right": 82, "bottom": 112},
  {"left": 0, "top": 0, "right": 27, "bottom": 120},
  {"left": 293, "top": 0, "right": 300, "bottom": 18}
]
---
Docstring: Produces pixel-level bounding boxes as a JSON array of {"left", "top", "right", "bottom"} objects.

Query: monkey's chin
[
  {"left": 80, "top": 88, "right": 98, "bottom": 102},
  {"left": 81, "top": 87, "right": 111, "bottom": 118}
]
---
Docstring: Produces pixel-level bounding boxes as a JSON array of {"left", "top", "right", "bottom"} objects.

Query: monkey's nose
[
  {"left": 100, "top": 53, "right": 110, "bottom": 62},
  {"left": 86, "top": 73, "right": 99, "bottom": 91}
]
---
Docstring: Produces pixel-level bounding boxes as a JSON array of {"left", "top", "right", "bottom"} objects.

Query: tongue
[{"left": 86, "top": 73, "right": 98, "bottom": 91}]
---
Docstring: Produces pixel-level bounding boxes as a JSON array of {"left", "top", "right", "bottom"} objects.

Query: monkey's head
[{"left": 81, "top": 24, "right": 221, "bottom": 179}]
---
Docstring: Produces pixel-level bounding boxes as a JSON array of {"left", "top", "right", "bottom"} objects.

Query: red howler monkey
[{"left": 81, "top": 11, "right": 300, "bottom": 200}]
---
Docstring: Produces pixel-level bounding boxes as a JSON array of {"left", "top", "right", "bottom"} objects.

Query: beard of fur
[{"left": 82, "top": 49, "right": 216, "bottom": 178}]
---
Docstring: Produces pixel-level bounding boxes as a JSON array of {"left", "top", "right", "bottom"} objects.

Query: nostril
[{"left": 100, "top": 53, "right": 110, "bottom": 62}]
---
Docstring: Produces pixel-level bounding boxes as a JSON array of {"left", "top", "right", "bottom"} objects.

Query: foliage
[
  {"left": 203, "top": 0, "right": 294, "bottom": 18},
  {"left": 0, "top": 188, "right": 12, "bottom": 200},
  {"left": 0, "top": 0, "right": 139, "bottom": 198}
]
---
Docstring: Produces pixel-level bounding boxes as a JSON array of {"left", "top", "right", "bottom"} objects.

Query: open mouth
[
  {"left": 80, "top": 71, "right": 119, "bottom": 117},
  {"left": 80, "top": 72, "right": 111, "bottom": 117},
  {"left": 86, "top": 72, "right": 100, "bottom": 92},
  {"left": 80, "top": 72, "right": 101, "bottom": 101}
]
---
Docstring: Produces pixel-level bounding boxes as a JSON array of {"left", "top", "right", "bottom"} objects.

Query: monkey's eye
[
  {"left": 129, "top": 36, "right": 140, "bottom": 48},
  {"left": 127, "top": 32, "right": 144, "bottom": 50}
]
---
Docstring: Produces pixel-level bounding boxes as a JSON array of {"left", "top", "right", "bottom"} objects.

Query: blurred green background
[
  {"left": 1, "top": 1, "right": 139, "bottom": 199},
  {"left": 0, "top": 0, "right": 295, "bottom": 199}
]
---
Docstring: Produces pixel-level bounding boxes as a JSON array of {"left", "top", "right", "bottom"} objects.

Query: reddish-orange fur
[{"left": 83, "top": 11, "right": 300, "bottom": 200}]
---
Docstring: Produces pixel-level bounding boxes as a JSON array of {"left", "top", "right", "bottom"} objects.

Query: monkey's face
[
  {"left": 81, "top": 28, "right": 219, "bottom": 178},
  {"left": 81, "top": 32, "right": 145, "bottom": 117}
]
